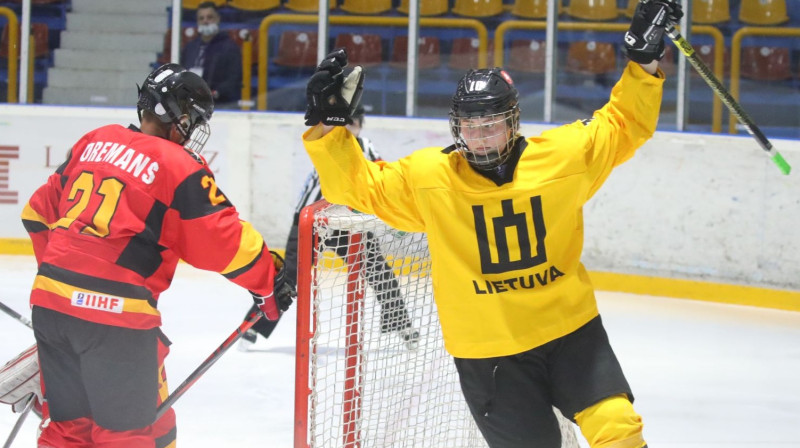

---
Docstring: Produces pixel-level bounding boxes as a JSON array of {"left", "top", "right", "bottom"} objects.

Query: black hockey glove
[
  {"left": 624, "top": 0, "right": 683, "bottom": 64},
  {"left": 304, "top": 48, "right": 365, "bottom": 126},
  {"left": 271, "top": 264, "right": 296, "bottom": 314},
  {"left": 251, "top": 251, "right": 296, "bottom": 321}
]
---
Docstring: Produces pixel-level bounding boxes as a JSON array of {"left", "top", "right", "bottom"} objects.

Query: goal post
[{"left": 294, "top": 200, "right": 579, "bottom": 448}]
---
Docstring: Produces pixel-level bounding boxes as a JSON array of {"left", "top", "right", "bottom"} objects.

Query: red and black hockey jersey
[{"left": 22, "top": 124, "right": 279, "bottom": 329}]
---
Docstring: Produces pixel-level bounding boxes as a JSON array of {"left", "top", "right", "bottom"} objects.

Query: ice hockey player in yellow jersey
[{"left": 301, "top": 1, "right": 682, "bottom": 446}]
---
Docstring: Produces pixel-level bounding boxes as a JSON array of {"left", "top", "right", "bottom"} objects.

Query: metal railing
[
  {"left": 0, "top": 7, "right": 19, "bottom": 103},
  {"left": 241, "top": 36, "right": 253, "bottom": 110},
  {"left": 256, "top": 14, "right": 488, "bottom": 110},
  {"left": 729, "top": 26, "right": 800, "bottom": 134},
  {"left": 494, "top": 21, "right": 725, "bottom": 133}
]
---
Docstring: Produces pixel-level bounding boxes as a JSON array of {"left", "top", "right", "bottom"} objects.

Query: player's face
[{"left": 458, "top": 115, "right": 510, "bottom": 156}]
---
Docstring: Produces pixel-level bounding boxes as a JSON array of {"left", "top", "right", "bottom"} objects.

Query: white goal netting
[{"left": 294, "top": 201, "right": 579, "bottom": 448}]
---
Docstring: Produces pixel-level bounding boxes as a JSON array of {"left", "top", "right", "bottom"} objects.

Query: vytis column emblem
[{"left": 472, "top": 196, "right": 547, "bottom": 274}]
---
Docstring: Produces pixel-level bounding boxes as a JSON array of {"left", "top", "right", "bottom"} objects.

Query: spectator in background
[{"left": 181, "top": 1, "right": 242, "bottom": 109}]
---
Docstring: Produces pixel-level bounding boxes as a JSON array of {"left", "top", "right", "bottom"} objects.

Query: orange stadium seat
[
  {"left": 340, "top": 0, "right": 392, "bottom": 14},
  {"left": 274, "top": 30, "right": 318, "bottom": 68},
  {"left": 0, "top": 23, "right": 50, "bottom": 60},
  {"left": 622, "top": 0, "right": 636, "bottom": 18},
  {"left": 738, "top": 0, "right": 788, "bottom": 25},
  {"left": 506, "top": 39, "right": 547, "bottom": 73},
  {"left": 229, "top": 29, "right": 259, "bottom": 65},
  {"left": 740, "top": 46, "right": 791, "bottom": 81},
  {"left": 565, "top": 0, "right": 618, "bottom": 21},
  {"left": 390, "top": 36, "right": 441, "bottom": 69},
  {"left": 511, "top": 0, "right": 562, "bottom": 19},
  {"left": 452, "top": 0, "right": 504, "bottom": 18},
  {"left": 692, "top": 0, "right": 731, "bottom": 24},
  {"left": 333, "top": 33, "right": 383, "bottom": 67},
  {"left": 448, "top": 37, "right": 494, "bottom": 70},
  {"left": 182, "top": 0, "right": 225, "bottom": 9},
  {"left": 157, "top": 27, "right": 198, "bottom": 65},
  {"left": 694, "top": 43, "right": 730, "bottom": 76},
  {"left": 284, "top": 0, "right": 335, "bottom": 12},
  {"left": 397, "top": 0, "right": 449, "bottom": 16},
  {"left": 227, "top": 0, "right": 280, "bottom": 11},
  {"left": 566, "top": 40, "right": 617, "bottom": 75}
]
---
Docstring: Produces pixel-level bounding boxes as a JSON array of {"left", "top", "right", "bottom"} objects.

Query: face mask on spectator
[{"left": 198, "top": 23, "right": 218, "bottom": 37}]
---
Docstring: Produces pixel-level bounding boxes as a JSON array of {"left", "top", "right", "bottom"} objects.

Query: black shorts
[
  {"left": 32, "top": 306, "right": 166, "bottom": 431},
  {"left": 454, "top": 315, "right": 633, "bottom": 448}
]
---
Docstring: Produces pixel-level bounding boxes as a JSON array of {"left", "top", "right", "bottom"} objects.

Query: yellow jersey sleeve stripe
[
  {"left": 21, "top": 203, "right": 51, "bottom": 228},
  {"left": 221, "top": 221, "right": 265, "bottom": 275}
]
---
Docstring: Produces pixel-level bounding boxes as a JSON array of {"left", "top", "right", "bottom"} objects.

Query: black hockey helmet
[
  {"left": 449, "top": 68, "right": 520, "bottom": 170},
  {"left": 450, "top": 67, "right": 519, "bottom": 118},
  {"left": 137, "top": 63, "right": 214, "bottom": 154}
]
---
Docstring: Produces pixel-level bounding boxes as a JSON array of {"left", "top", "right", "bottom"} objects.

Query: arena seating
[
  {"left": 565, "top": 0, "right": 618, "bottom": 21},
  {"left": 692, "top": 0, "right": 731, "bottom": 24},
  {"left": 283, "top": 0, "right": 334, "bottom": 13},
  {"left": 565, "top": 40, "right": 617, "bottom": 75},
  {"left": 339, "top": 0, "right": 392, "bottom": 15},
  {"left": 273, "top": 30, "right": 317, "bottom": 68},
  {"left": 396, "top": 0, "right": 449, "bottom": 17},
  {"left": 448, "top": 37, "right": 494, "bottom": 71},
  {"left": 738, "top": 0, "right": 788, "bottom": 26},
  {"left": 506, "top": 39, "right": 547, "bottom": 73},
  {"left": 333, "top": 32, "right": 383, "bottom": 67},
  {"left": 511, "top": 0, "right": 561, "bottom": 19},
  {"left": 390, "top": 35, "right": 441, "bottom": 70},
  {"left": 451, "top": 0, "right": 503, "bottom": 18}
]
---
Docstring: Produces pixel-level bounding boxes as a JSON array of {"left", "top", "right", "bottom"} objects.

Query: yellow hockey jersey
[{"left": 303, "top": 62, "right": 664, "bottom": 358}]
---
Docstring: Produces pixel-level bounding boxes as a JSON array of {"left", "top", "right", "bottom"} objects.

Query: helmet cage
[
  {"left": 449, "top": 67, "right": 520, "bottom": 170},
  {"left": 185, "top": 121, "right": 211, "bottom": 155},
  {"left": 449, "top": 108, "right": 520, "bottom": 170}
]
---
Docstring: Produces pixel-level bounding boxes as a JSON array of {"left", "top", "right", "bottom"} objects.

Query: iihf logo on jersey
[
  {"left": 471, "top": 196, "right": 564, "bottom": 294},
  {"left": 71, "top": 291, "right": 125, "bottom": 313}
]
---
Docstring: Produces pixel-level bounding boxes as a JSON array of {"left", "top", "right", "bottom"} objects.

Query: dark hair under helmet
[{"left": 137, "top": 63, "right": 214, "bottom": 154}]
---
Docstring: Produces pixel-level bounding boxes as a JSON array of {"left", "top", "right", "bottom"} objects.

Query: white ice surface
[{"left": 1, "top": 254, "right": 800, "bottom": 447}]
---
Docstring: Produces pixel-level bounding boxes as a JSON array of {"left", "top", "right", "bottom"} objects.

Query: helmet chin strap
[{"left": 168, "top": 123, "right": 189, "bottom": 145}]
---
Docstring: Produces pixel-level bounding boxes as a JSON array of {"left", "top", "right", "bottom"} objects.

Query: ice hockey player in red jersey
[{"left": 20, "top": 63, "right": 294, "bottom": 448}]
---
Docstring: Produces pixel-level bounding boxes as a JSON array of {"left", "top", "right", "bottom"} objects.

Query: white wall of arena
[{"left": 1, "top": 104, "right": 798, "bottom": 293}]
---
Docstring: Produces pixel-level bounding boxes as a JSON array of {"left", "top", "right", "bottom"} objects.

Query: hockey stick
[
  {"left": 665, "top": 25, "right": 791, "bottom": 175},
  {"left": 0, "top": 302, "right": 32, "bottom": 330},
  {"left": 2, "top": 394, "right": 35, "bottom": 448},
  {"left": 155, "top": 311, "right": 263, "bottom": 420}
]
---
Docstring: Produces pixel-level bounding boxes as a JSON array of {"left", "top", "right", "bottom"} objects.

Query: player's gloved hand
[
  {"left": 305, "top": 48, "right": 365, "bottom": 127},
  {"left": 251, "top": 251, "right": 296, "bottom": 321},
  {"left": 0, "top": 344, "right": 43, "bottom": 413},
  {"left": 624, "top": 0, "right": 684, "bottom": 64}
]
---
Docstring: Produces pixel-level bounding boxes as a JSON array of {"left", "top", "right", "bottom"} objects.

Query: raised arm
[{"left": 624, "top": 0, "right": 684, "bottom": 75}]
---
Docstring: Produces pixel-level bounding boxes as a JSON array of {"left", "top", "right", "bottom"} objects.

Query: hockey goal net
[{"left": 294, "top": 200, "right": 580, "bottom": 448}]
